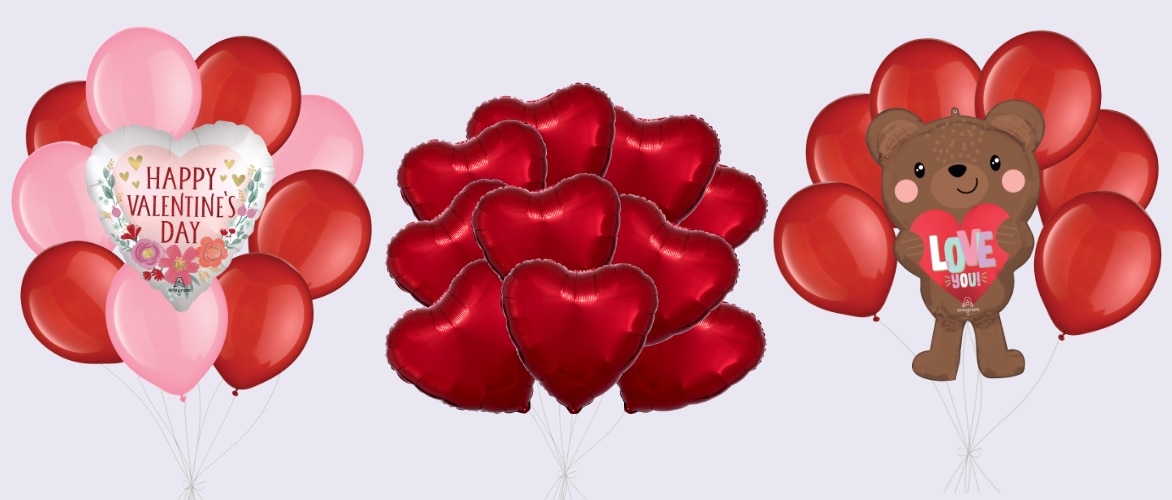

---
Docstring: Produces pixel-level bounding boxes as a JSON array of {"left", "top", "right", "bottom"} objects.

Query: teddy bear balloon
[{"left": 866, "top": 100, "right": 1044, "bottom": 381}]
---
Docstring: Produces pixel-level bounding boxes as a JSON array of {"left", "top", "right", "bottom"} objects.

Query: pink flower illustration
[
  {"left": 159, "top": 245, "right": 202, "bottom": 286},
  {"left": 131, "top": 239, "right": 163, "bottom": 268}
]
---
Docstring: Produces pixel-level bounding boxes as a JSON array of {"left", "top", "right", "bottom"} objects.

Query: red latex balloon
[
  {"left": 870, "top": 38, "right": 981, "bottom": 121},
  {"left": 1035, "top": 192, "right": 1160, "bottom": 336},
  {"left": 807, "top": 94, "right": 888, "bottom": 217},
  {"left": 399, "top": 120, "right": 546, "bottom": 220},
  {"left": 388, "top": 259, "right": 534, "bottom": 413},
  {"left": 1039, "top": 110, "right": 1158, "bottom": 222},
  {"left": 20, "top": 242, "right": 123, "bottom": 364},
  {"left": 249, "top": 169, "right": 371, "bottom": 298},
  {"left": 977, "top": 31, "right": 1101, "bottom": 168},
  {"left": 195, "top": 36, "right": 301, "bottom": 154},
  {"left": 473, "top": 173, "right": 620, "bottom": 278},
  {"left": 612, "top": 195, "right": 738, "bottom": 345},
  {"left": 678, "top": 164, "right": 768, "bottom": 248},
  {"left": 774, "top": 182, "right": 896, "bottom": 317},
  {"left": 388, "top": 179, "right": 507, "bottom": 305},
  {"left": 619, "top": 303, "right": 765, "bottom": 413},
  {"left": 502, "top": 260, "right": 656, "bottom": 414},
  {"left": 467, "top": 83, "right": 615, "bottom": 184},
  {"left": 215, "top": 253, "right": 313, "bottom": 391},
  {"left": 603, "top": 106, "right": 720, "bottom": 223},
  {"left": 26, "top": 81, "right": 101, "bottom": 154}
]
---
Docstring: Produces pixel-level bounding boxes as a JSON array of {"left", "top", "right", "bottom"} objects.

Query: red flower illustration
[{"left": 121, "top": 224, "right": 142, "bottom": 241}]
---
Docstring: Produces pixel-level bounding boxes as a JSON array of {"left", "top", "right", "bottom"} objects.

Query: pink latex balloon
[
  {"left": 271, "top": 95, "right": 363, "bottom": 184},
  {"left": 106, "top": 265, "right": 228, "bottom": 398},
  {"left": 86, "top": 27, "right": 201, "bottom": 138},
  {"left": 12, "top": 142, "right": 114, "bottom": 254}
]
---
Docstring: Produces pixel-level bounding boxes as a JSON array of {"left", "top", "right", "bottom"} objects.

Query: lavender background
[{"left": 2, "top": 1, "right": 1167, "bottom": 498}]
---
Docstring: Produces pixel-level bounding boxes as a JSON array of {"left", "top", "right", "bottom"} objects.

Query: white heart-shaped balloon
[{"left": 86, "top": 122, "right": 274, "bottom": 311}]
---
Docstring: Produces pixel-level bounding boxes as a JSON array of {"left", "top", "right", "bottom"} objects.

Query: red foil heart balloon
[
  {"left": 387, "top": 259, "right": 534, "bottom": 413},
  {"left": 612, "top": 195, "right": 739, "bottom": 345},
  {"left": 619, "top": 303, "right": 765, "bottom": 413},
  {"left": 909, "top": 204, "right": 1010, "bottom": 304},
  {"left": 388, "top": 179, "right": 507, "bottom": 305},
  {"left": 473, "top": 173, "right": 620, "bottom": 278},
  {"left": 502, "top": 260, "right": 657, "bottom": 414},
  {"left": 603, "top": 106, "right": 720, "bottom": 223},
  {"left": 399, "top": 120, "right": 546, "bottom": 221},
  {"left": 678, "top": 164, "right": 768, "bottom": 248},
  {"left": 467, "top": 83, "right": 615, "bottom": 185}
]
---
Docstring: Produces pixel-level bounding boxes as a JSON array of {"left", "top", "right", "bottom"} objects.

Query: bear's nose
[{"left": 948, "top": 164, "right": 967, "bottom": 177}]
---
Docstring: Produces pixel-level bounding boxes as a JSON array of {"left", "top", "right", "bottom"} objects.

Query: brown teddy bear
[{"left": 865, "top": 101, "right": 1044, "bottom": 381}]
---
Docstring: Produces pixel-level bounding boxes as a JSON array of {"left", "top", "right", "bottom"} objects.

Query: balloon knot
[
  {"left": 232, "top": 389, "right": 240, "bottom": 397},
  {"left": 872, "top": 315, "right": 880, "bottom": 322},
  {"left": 179, "top": 394, "right": 187, "bottom": 403},
  {"left": 1058, "top": 333, "right": 1066, "bottom": 341}
]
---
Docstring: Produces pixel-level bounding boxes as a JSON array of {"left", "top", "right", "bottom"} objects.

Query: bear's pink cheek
[
  {"left": 1002, "top": 169, "right": 1026, "bottom": 193},
  {"left": 894, "top": 180, "right": 918, "bottom": 203}
]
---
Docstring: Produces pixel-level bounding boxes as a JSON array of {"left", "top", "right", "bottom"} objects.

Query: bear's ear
[
  {"left": 984, "top": 100, "right": 1045, "bottom": 151},
  {"left": 866, "top": 108, "right": 923, "bottom": 164}
]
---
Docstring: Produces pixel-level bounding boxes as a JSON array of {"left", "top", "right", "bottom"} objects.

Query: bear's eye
[
  {"left": 914, "top": 162, "right": 925, "bottom": 178},
  {"left": 990, "top": 155, "right": 1001, "bottom": 171}
]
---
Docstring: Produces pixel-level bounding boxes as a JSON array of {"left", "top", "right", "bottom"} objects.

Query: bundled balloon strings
[
  {"left": 529, "top": 389, "right": 624, "bottom": 500},
  {"left": 877, "top": 320, "right": 1059, "bottom": 493},
  {"left": 101, "top": 366, "right": 278, "bottom": 499}
]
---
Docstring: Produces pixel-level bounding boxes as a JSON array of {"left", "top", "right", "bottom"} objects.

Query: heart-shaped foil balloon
[{"left": 86, "top": 122, "right": 273, "bottom": 311}]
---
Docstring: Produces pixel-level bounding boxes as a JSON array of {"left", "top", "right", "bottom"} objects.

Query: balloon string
[
  {"left": 880, "top": 318, "right": 1060, "bottom": 493},
  {"left": 973, "top": 340, "right": 1060, "bottom": 450},
  {"left": 103, "top": 366, "right": 188, "bottom": 476},
  {"left": 879, "top": 320, "right": 967, "bottom": 444},
  {"left": 196, "top": 375, "right": 280, "bottom": 478},
  {"left": 194, "top": 389, "right": 236, "bottom": 475},
  {"left": 156, "top": 386, "right": 192, "bottom": 475},
  {"left": 569, "top": 390, "right": 606, "bottom": 463}
]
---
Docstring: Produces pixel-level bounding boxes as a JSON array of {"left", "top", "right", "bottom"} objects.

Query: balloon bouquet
[
  {"left": 385, "top": 83, "right": 769, "bottom": 497},
  {"left": 775, "top": 31, "right": 1160, "bottom": 492},
  {"left": 15, "top": 27, "right": 370, "bottom": 498}
]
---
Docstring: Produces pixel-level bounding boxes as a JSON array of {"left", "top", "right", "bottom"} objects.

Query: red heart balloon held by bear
[
  {"left": 467, "top": 83, "right": 616, "bottom": 184},
  {"left": 977, "top": 31, "right": 1101, "bottom": 168},
  {"left": 678, "top": 164, "right": 768, "bottom": 248},
  {"left": 388, "top": 179, "right": 508, "bottom": 305},
  {"left": 774, "top": 182, "right": 896, "bottom": 317},
  {"left": 388, "top": 259, "right": 534, "bottom": 413},
  {"left": 619, "top": 303, "right": 765, "bottom": 413},
  {"left": 807, "top": 94, "right": 888, "bottom": 216},
  {"left": 870, "top": 38, "right": 981, "bottom": 121},
  {"left": 603, "top": 106, "right": 720, "bottom": 223},
  {"left": 1035, "top": 192, "right": 1160, "bottom": 337},
  {"left": 26, "top": 81, "right": 102, "bottom": 154},
  {"left": 398, "top": 120, "right": 547, "bottom": 221},
  {"left": 195, "top": 36, "right": 302, "bottom": 154},
  {"left": 21, "top": 241, "right": 124, "bottom": 364},
  {"left": 502, "top": 260, "right": 657, "bottom": 414},
  {"left": 215, "top": 253, "right": 313, "bottom": 391},
  {"left": 909, "top": 204, "right": 1011, "bottom": 304},
  {"left": 1039, "top": 110, "right": 1159, "bottom": 222},
  {"left": 473, "top": 173, "right": 620, "bottom": 278},
  {"left": 612, "top": 195, "right": 738, "bottom": 345}
]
